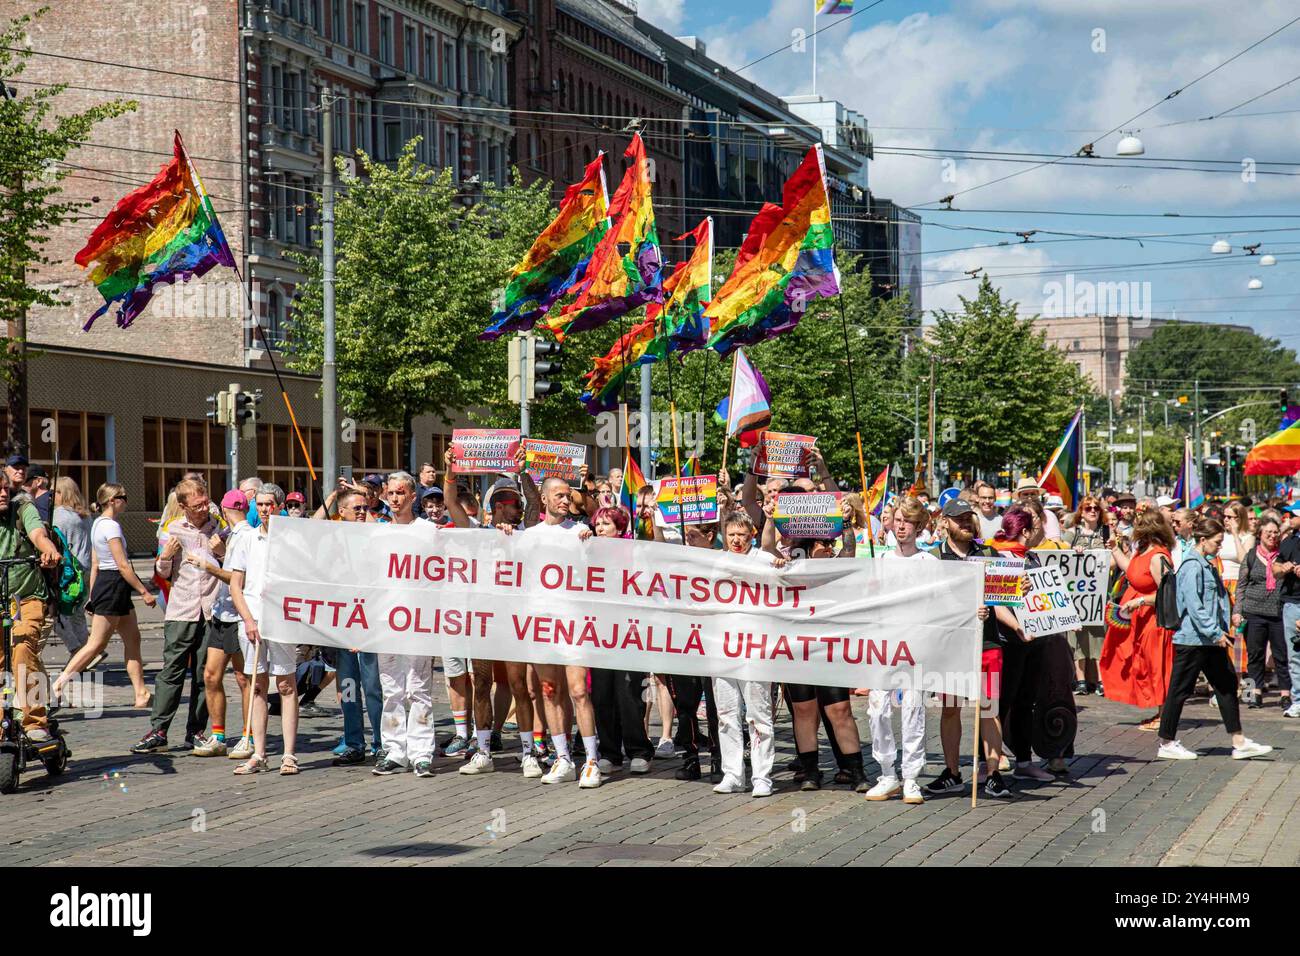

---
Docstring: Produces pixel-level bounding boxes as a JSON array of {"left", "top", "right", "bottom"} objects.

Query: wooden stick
[
  {"left": 241, "top": 637, "right": 263, "bottom": 748},
  {"left": 970, "top": 693, "right": 982, "bottom": 809}
]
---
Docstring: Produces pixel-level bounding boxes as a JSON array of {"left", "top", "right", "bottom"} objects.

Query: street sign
[
  {"left": 890, "top": 463, "right": 904, "bottom": 479},
  {"left": 1107, "top": 443, "right": 1138, "bottom": 453}
]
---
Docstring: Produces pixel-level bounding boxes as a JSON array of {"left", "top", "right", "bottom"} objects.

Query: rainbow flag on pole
[
  {"left": 1174, "top": 437, "right": 1205, "bottom": 507},
  {"left": 816, "top": 0, "right": 854, "bottom": 12},
  {"left": 650, "top": 217, "right": 713, "bottom": 355},
  {"left": 1245, "top": 419, "right": 1300, "bottom": 476},
  {"left": 480, "top": 153, "right": 609, "bottom": 340},
  {"left": 579, "top": 316, "right": 667, "bottom": 415},
  {"left": 705, "top": 145, "right": 839, "bottom": 355},
  {"left": 713, "top": 349, "right": 772, "bottom": 448},
  {"left": 546, "top": 134, "right": 662, "bottom": 338},
  {"left": 619, "top": 446, "right": 647, "bottom": 512},
  {"left": 75, "top": 131, "right": 236, "bottom": 330},
  {"left": 1037, "top": 408, "right": 1083, "bottom": 511},
  {"left": 864, "top": 466, "right": 888, "bottom": 516}
]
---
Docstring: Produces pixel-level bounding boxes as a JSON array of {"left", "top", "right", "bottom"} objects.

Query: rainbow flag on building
[
  {"left": 75, "top": 131, "right": 236, "bottom": 331},
  {"left": 1037, "top": 408, "right": 1082, "bottom": 511},
  {"left": 649, "top": 217, "right": 712, "bottom": 355},
  {"left": 705, "top": 145, "right": 839, "bottom": 355},
  {"left": 480, "top": 153, "right": 609, "bottom": 340},
  {"left": 1174, "top": 437, "right": 1206, "bottom": 507},
  {"left": 1244, "top": 419, "right": 1300, "bottom": 476},
  {"left": 546, "top": 134, "right": 662, "bottom": 338}
]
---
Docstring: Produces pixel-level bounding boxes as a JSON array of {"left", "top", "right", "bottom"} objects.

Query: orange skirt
[{"left": 1099, "top": 604, "right": 1173, "bottom": 709}]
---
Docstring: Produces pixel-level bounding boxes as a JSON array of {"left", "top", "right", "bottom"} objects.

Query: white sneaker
[
  {"left": 712, "top": 774, "right": 746, "bottom": 794},
  {"left": 597, "top": 758, "right": 618, "bottom": 774},
  {"left": 865, "top": 776, "right": 901, "bottom": 801},
  {"left": 1284, "top": 703, "right": 1300, "bottom": 719},
  {"left": 542, "top": 756, "right": 576, "bottom": 784},
  {"left": 655, "top": 738, "right": 675, "bottom": 759},
  {"left": 228, "top": 737, "right": 254, "bottom": 760},
  {"left": 1157, "top": 740, "right": 1198, "bottom": 760},
  {"left": 520, "top": 753, "right": 544, "bottom": 779},
  {"left": 578, "top": 760, "right": 603, "bottom": 789},
  {"left": 629, "top": 757, "right": 651, "bottom": 774},
  {"left": 751, "top": 779, "right": 773, "bottom": 798},
  {"left": 459, "top": 751, "right": 495, "bottom": 775},
  {"left": 1231, "top": 738, "right": 1273, "bottom": 760},
  {"left": 902, "top": 779, "right": 925, "bottom": 805}
]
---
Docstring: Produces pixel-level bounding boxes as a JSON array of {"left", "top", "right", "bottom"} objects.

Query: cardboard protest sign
[
  {"left": 773, "top": 492, "right": 844, "bottom": 539},
  {"left": 450, "top": 429, "right": 521, "bottom": 475},
  {"left": 521, "top": 438, "right": 586, "bottom": 483},
  {"left": 1034, "top": 548, "right": 1111, "bottom": 627},
  {"left": 752, "top": 432, "right": 817, "bottom": 479},
  {"left": 1015, "top": 564, "right": 1082, "bottom": 637},
  {"left": 967, "top": 555, "right": 1026, "bottom": 606},
  {"left": 654, "top": 475, "right": 719, "bottom": 526}
]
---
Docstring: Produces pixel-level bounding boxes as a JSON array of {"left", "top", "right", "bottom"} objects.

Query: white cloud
[{"left": 638, "top": 0, "right": 686, "bottom": 32}]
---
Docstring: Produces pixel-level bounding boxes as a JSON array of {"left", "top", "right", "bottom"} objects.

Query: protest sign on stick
[
  {"left": 1015, "top": 564, "right": 1082, "bottom": 638},
  {"left": 451, "top": 429, "right": 521, "bottom": 474},
  {"left": 1033, "top": 548, "right": 1111, "bottom": 627},
  {"left": 752, "top": 432, "right": 817, "bottom": 479},
  {"left": 655, "top": 475, "right": 719, "bottom": 526},
  {"left": 521, "top": 438, "right": 586, "bottom": 483},
  {"left": 967, "top": 555, "right": 1026, "bottom": 606},
  {"left": 772, "top": 492, "right": 843, "bottom": 539}
]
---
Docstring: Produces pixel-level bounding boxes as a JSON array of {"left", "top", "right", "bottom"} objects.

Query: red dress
[{"left": 1100, "top": 546, "right": 1173, "bottom": 709}]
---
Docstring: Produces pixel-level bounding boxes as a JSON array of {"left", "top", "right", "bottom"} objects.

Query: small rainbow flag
[
  {"left": 705, "top": 146, "right": 839, "bottom": 355},
  {"left": 75, "top": 131, "right": 235, "bottom": 330},
  {"left": 620, "top": 447, "right": 648, "bottom": 512},
  {"left": 1174, "top": 437, "right": 1205, "bottom": 507},
  {"left": 864, "top": 466, "right": 888, "bottom": 516},
  {"left": 816, "top": 0, "right": 853, "bottom": 12},
  {"left": 714, "top": 349, "right": 772, "bottom": 448},
  {"left": 480, "top": 153, "right": 609, "bottom": 340},
  {"left": 1037, "top": 408, "right": 1083, "bottom": 511},
  {"left": 681, "top": 457, "right": 699, "bottom": 478},
  {"left": 1245, "top": 419, "right": 1300, "bottom": 476},
  {"left": 546, "top": 134, "right": 662, "bottom": 338}
]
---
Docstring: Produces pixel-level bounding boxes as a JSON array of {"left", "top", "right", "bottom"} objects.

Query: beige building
[{"left": 1031, "top": 315, "right": 1169, "bottom": 398}]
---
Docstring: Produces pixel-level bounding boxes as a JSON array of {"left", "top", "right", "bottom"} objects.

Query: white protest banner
[
  {"left": 1033, "top": 548, "right": 1111, "bottom": 627},
  {"left": 261, "top": 518, "right": 983, "bottom": 695},
  {"left": 1015, "top": 564, "right": 1082, "bottom": 638}
]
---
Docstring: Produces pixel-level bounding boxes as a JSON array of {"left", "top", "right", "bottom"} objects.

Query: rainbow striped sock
[
  {"left": 212, "top": 725, "right": 226, "bottom": 744},
  {"left": 532, "top": 731, "right": 545, "bottom": 751},
  {"left": 452, "top": 709, "right": 469, "bottom": 739}
]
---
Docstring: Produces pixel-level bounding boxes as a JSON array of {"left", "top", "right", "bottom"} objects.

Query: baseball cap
[
  {"left": 26, "top": 464, "right": 48, "bottom": 480},
  {"left": 941, "top": 498, "right": 974, "bottom": 518},
  {"left": 5, "top": 454, "right": 28, "bottom": 468},
  {"left": 285, "top": 491, "right": 305, "bottom": 504},
  {"left": 484, "top": 477, "right": 522, "bottom": 511},
  {"left": 421, "top": 485, "right": 444, "bottom": 500},
  {"left": 362, "top": 473, "right": 385, "bottom": 489},
  {"left": 220, "top": 489, "right": 249, "bottom": 511},
  {"left": 1155, "top": 494, "right": 1176, "bottom": 507}
]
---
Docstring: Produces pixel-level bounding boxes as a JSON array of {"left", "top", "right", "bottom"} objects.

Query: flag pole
[
  {"left": 661, "top": 312, "right": 688, "bottom": 545},
  {"left": 720, "top": 349, "right": 739, "bottom": 475},
  {"left": 836, "top": 295, "right": 873, "bottom": 556}
]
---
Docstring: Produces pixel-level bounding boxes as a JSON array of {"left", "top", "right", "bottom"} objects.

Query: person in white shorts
[
  {"left": 229, "top": 483, "right": 301, "bottom": 776},
  {"left": 372, "top": 472, "right": 439, "bottom": 779},
  {"left": 866, "top": 496, "right": 934, "bottom": 806}
]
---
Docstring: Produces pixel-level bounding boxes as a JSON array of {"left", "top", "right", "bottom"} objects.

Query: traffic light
[
  {"left": 1281, "top": 389, "right": 1290, "bottom": 416},
  {"left": 507, "top": 336, "right": 524, "bottom": 403},
  {"left": 244, "top": 389, "right": 263, "bottom": 439},
  {"left": 530, "top": 339, "right": 563, "bottom": 399},
  {"left": 206, "top": 390, "right": 230, "bottom": 427},
  {"left": 232, "top": 388, "right": 262, "bottom": 439}
]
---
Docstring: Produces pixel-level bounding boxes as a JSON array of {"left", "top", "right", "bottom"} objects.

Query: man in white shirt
[
  {"left": 372, "top": 472, "right": 439, "bottom": 778},
  {"left": 974, "top": 482, "right": 1002, "bottom": 540},
  {"left": 866, "top": 497, "right": 935, "bottom": 806},
  {"left": 229, "top": 484, "right": 300, "bottom": 775}
]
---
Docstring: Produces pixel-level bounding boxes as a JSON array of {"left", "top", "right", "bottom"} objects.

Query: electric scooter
[{"left": 0, "top": 554, "right": 71, "bottom": 793}]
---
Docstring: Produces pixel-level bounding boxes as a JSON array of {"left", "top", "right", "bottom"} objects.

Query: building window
[
  {"left": 423, "top": 34, "right": 435, "bottom": 80},
  {"left": 352, "top": 0, "right": 367, "bottom": 55},
  {"left": 333, "top": 92, "right": 350, "bottom": 151},
  {"left": 384, "top": 120, "right": 402, "bottom": 160},
  {"left": 351, "top": 428, "right": 401, "bottom": 473},
  {"left": 257, "top": 424, "right": 323, "bottom": 508},
  {"left": 445, "top": 128, "right": 458, "bottom": 181},
  {"left": 378, "top": 10, "right": 394, "bottom": 65},
  {"left": 331, "top": 0, "right": 344, "bottom": 42},
  {"left": 404, "top": 24, "right": 415, "bottom": 72},
  {"left": 0, "top": 409, "right": 115, "bottom": 505},
  {"left": 142, "top": 417, "right": 228, "bottom": 514},
  {"left": 442, "top": 39, "right": 456, "bottom": 88}
]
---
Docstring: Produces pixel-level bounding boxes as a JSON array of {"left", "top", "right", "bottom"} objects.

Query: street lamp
[
  {"left": 1248, "top": 277, "right": 1264, "bottom": 290},
  {"left": 1211, "top": 239, "right": 1232, "bottom": 254},
  {"left": 1260, "top": 254, "right": 1277, "bottom": 266},
  {"left": 1116, "top": 132, "right": 1145, "bottom": 156}
]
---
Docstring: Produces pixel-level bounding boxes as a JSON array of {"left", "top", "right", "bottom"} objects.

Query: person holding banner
[
  {"left": 371, "top": 473, "right": 439, "bottom": 779},
  {"left": 1065, "top": 496, "right": 1109, "bottom": 696},
  {"left": 229, "top": 484, "right": 301, "bottom": 776},
  {"left": 866, "top": 498, "right": 934, "bottom": 805},
  {"left": 1156, "top": 518, "right": 1273, "bottom": 761},
  {"left": 518, "top": 476, "right": 603, "bottom": 789},
  {"left": 1101, "top": 509, "right": 1175, "bottom": 731},
  {"left": 714, "top": 510, "right": 786, "bottom": 797},
  {"left": 927, "top": 500, "right": 1015, "bottom": 799}
]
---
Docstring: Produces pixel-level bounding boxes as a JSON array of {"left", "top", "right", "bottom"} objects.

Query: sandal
[
  {"left": 233, "top": 756, "right": 268, "bottom": 775},
  {"left": 279, "top": 754, "right": 300, "bottom": 776}
]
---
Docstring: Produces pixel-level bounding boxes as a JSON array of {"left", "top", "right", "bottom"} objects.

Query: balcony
[{"left": 257, "top": 8, "right": 326, "bottom": 57}]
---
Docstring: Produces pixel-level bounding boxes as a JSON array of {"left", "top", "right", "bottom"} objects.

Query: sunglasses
[
  {"left": 1083, "top": 506, "right": 1099, "bottom": 512},
  {"left": 113, "top": 494, "right": 128, "bottom": 502}
]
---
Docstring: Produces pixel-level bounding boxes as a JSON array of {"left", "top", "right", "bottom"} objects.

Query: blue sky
[{"left": 637, "top": 0, "right": 1300, "bottom": 349}]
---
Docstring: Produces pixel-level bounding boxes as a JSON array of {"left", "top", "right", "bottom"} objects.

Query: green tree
[
  {"left": 289, "top": 145, "right": 563, "bottom": 454},
  {"left": 906, "top": 277, "right": 1096, "bottom": 478},
  {"left": 1, "top": 6, "right": 135, "bottom": 454},
  {"left": 1126, "top": 321, "right": 1300, "bottom": 394}
]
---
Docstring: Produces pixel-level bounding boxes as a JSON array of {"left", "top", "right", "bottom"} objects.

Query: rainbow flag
[
  {"left": 649, "top": 217, "right": 712, "bottom": 355},
  {"left": 705, "top": 145, "right": 839, "bottom": 355},
  {"left": 1244, "top": 419, "right": 1300, "bottom": 476},
  {"left": 580, "top": 315, "right": 667, "bottom": 415},
  {"left": 681, "top": 456, "right": 699, "bottom": 477},
  {"left": 480, "top": 153, "right": 609, "bottom": 340},
  {"left": 546, "top": 134, "right": 662, "bottom": 338},
  {"left": 75, "top": 131, "right": 235, "bottom": 331},
  {"left": 864, "top": 466, "right": 888, "bottom": 516},
  {"left": 816, "top": 0, "right": 853, "bottom": 12},
  {"left": 619, "top": 447, "right": 647, "bottom": 512},
  {"left": 1174, "top": 437, "right": 1206, "bottom": 507},
  {"left": 1036, "top": 408, "right": 1082, "bottom": 511},
  {"left": 713, "top": 349, "right": 771, "bottom": 448}
]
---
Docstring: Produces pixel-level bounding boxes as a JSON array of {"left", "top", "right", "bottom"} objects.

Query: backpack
[
  {"left": 48, "top": 525, "right": 86, "bottom": 614},
  {"left": 1154, "top": 553, "right": 1181, "bottom": 630}
]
